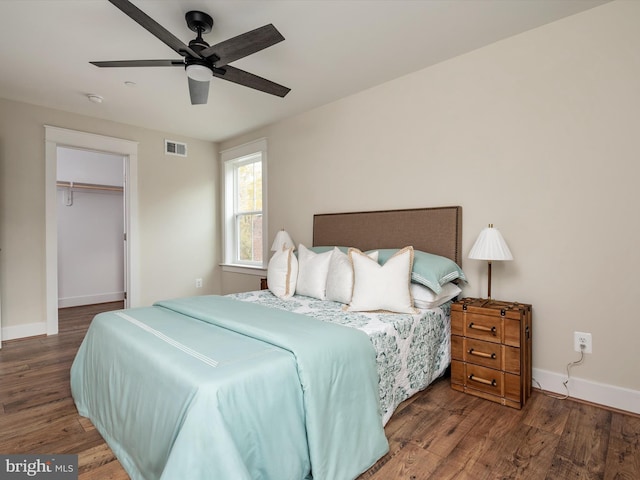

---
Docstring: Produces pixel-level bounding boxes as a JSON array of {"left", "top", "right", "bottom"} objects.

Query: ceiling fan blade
[
  {"left": 91, "top": 59, "right": 184, "bottom": 68},
  {"left": 213, "top": 65, "right": 290, "bottom": 97},
  {"left": 188, "top": 77, "right": 210, "bottom": 105},
  {"left": 200, "top": 24, "right": 284, "bottom": 67},
  {"left": 108, "top": 0, "right": 200, "bottom": 58}
]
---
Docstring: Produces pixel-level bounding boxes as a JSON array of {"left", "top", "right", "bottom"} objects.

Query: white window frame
[{"left": 221, "top": 138, "right": 268, "bottom": 274}]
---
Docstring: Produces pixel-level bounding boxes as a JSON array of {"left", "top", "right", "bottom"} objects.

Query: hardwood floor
[
  {"left": 0, "top": 302, "right": 128, "bottom": 479},
  {"left": 1, "top": 302, "right": 638, "bottom": 480}
]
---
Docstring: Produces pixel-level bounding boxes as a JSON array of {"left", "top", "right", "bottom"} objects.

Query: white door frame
[{"left": 45, "top": 126, "right": 139, "bottom": 335}]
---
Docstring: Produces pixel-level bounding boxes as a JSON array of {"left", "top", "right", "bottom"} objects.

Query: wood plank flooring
[{"left": 1, "top": 302, "right": 638, "bottom": 479}]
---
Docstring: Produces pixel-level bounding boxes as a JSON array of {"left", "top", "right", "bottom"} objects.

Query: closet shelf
[{"left": 56, "top": 181, "right": 123, "bottom": 193}]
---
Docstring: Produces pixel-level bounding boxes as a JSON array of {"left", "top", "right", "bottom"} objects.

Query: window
[
  {"left": 222, "top": 139, "right": 267, "bottom": 270},
  {"left": 234, "top": 159, "right": 262, "bottom": 264}
]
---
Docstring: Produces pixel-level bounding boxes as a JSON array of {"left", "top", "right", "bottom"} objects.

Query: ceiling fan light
[{"left": 186, "top": 64, "right": 213, "bottom": 82}]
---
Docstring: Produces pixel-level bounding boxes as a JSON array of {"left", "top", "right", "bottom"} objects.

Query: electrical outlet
[
  {"left": 574, "top": 331, "right": 592, "bottom": 353},
  {"left": 195, "top": 278, "right": 203, "bottom": 288}
]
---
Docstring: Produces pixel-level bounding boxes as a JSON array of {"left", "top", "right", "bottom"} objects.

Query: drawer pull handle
[
  {"left": 468, "top": 348, "right": 496, "bottom": 359},
  {"left": 469, "top": 374, "right": 497, "bottom": 387},
  {"left": 468, "top": 322, "right": 497, "bottom": 335}
]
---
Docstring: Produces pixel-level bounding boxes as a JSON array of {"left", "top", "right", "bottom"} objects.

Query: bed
[{"left": 70, "top": 206, "right": 464, "bottom": 480}]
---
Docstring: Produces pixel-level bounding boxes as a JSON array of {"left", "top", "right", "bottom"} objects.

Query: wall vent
[{"left": 165, "top": 139, "right": 187, "bottom": 157}]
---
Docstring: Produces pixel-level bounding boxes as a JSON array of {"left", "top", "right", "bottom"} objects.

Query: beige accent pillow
[
  {"left": 326, "top": 247, "right": 378, "bottom": 304},
  {"left": 295, "top": 244, "right": 333, "bottom": 299},
  {"left": 267, "top": 246, "right": 298, "bottom": 299},
  {"left": 347, "top": 246, "right": 416, "bottom": 314}
]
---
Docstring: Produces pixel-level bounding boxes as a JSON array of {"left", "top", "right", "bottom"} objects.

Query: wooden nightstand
[
  {"left": 260, "top": 277, "right": 268, "bottom": 290},
  {"left": 450, "top": 297, "right": 532, "bottom": 409}
]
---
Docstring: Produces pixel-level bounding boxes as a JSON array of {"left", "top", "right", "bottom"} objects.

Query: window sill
[{"left": 220, "top": 264, "right": 267, "bottom": 276}]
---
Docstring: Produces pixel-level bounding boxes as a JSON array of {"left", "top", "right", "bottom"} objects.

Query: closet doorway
[
  {"left": 45, "top": 126, "right": 139, "bottom": 336},
  {"left": 57, "top": 147, "right": 125, "bottom": 308}
]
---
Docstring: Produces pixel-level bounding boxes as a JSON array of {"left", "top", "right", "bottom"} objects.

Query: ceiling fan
[{"left": 91, "top": 0, "right": 290, "bottom": 105}]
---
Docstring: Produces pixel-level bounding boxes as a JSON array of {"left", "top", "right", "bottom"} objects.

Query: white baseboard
[
  {"left": 533, "top": 368, "right": 640, "bottom": 415},
  {"left": 58, "top": 292, "right": 125, "bottom": 308},
  {"left": 2, "top": 321, "right": 47, "bottom": 341},
  {"left": 2, "top": 294, "right": 124, "bottom": 343}
]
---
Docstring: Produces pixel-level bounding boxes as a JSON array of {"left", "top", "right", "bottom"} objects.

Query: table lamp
[
  {"left": 271, "top": 229, "right": 295, "bottom": 253},
  {"left": 468, "top": 224, "right": 513, "bottom": 299}
]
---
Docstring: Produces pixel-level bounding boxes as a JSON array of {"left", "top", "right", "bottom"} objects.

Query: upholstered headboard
[{"left": 313, "top": 206, "right": 463, "bottom": 266}]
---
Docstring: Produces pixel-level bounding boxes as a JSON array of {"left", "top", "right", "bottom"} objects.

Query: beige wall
[
  {"left": 221, "top": 1, "right": 640, "bottom": 395},
  {"left": 0, "top": 98, "right": 220, "bottom": 335},
  {"left": 1, "top": 0, "right": 636, "bottom": 407}
]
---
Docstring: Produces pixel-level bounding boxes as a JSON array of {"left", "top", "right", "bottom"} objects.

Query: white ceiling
[{"left": 0, "top": 0, "right": 609, "bottom": 143}]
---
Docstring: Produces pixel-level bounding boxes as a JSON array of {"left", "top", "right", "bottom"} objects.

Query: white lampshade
[
  {"left": 468, "top": 224, "right": 513, "bottom": 261},
  {"left": 186, "top": 64, "right": 213, "bottom": 82},
  {"left": 271, "top": 230, "right": 295, "bottom": 252}
]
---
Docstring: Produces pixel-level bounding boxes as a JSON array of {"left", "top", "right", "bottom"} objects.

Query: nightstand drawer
[
  {"left": 458, "top": 312, "right": 502, "bottom": 344},
  {"left": 452, "top": 302, "right": 525, "bottom": 346},
  {"left": 452, "top": 335, "right": 500, "bottom": 367},
  {"left": 454, "top": 337, "right": 521, "bottom": 374},
  {"left": 452, "top": 361, "right": 521, "bottom": 403},
  {"left": 465, "top": 363, "right": 503, "bottom": 397},
  {"left": 452, "top": 311, "right": 523, "bottom": 347},
  {"left": 464, "top": 337, "right": 501, "bottom": 370}
]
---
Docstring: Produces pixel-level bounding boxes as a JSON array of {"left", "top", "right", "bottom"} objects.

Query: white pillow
[
  {"left": 411, "top": 282, "right": 461, "bottom": 309},
  {"left": 326, "top": 247, "right": 378, "bottom": 304},
  {"left": 347, "top": 246, "right": 416, "bottom": 314},
  {"left": 267, "top": 246, "right": 298, "bottom": 299},
  {"left": 295, "top": 244, "right": 333, "bottom": 300}
]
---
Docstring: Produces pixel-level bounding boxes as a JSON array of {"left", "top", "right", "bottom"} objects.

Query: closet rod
[{"left": 56, "top": 181, "right": 123, "bottom": 193}]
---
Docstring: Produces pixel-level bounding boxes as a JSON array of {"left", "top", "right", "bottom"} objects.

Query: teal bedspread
[{"left": 70, "top": 295, "right": 388, "bottom": 480}]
